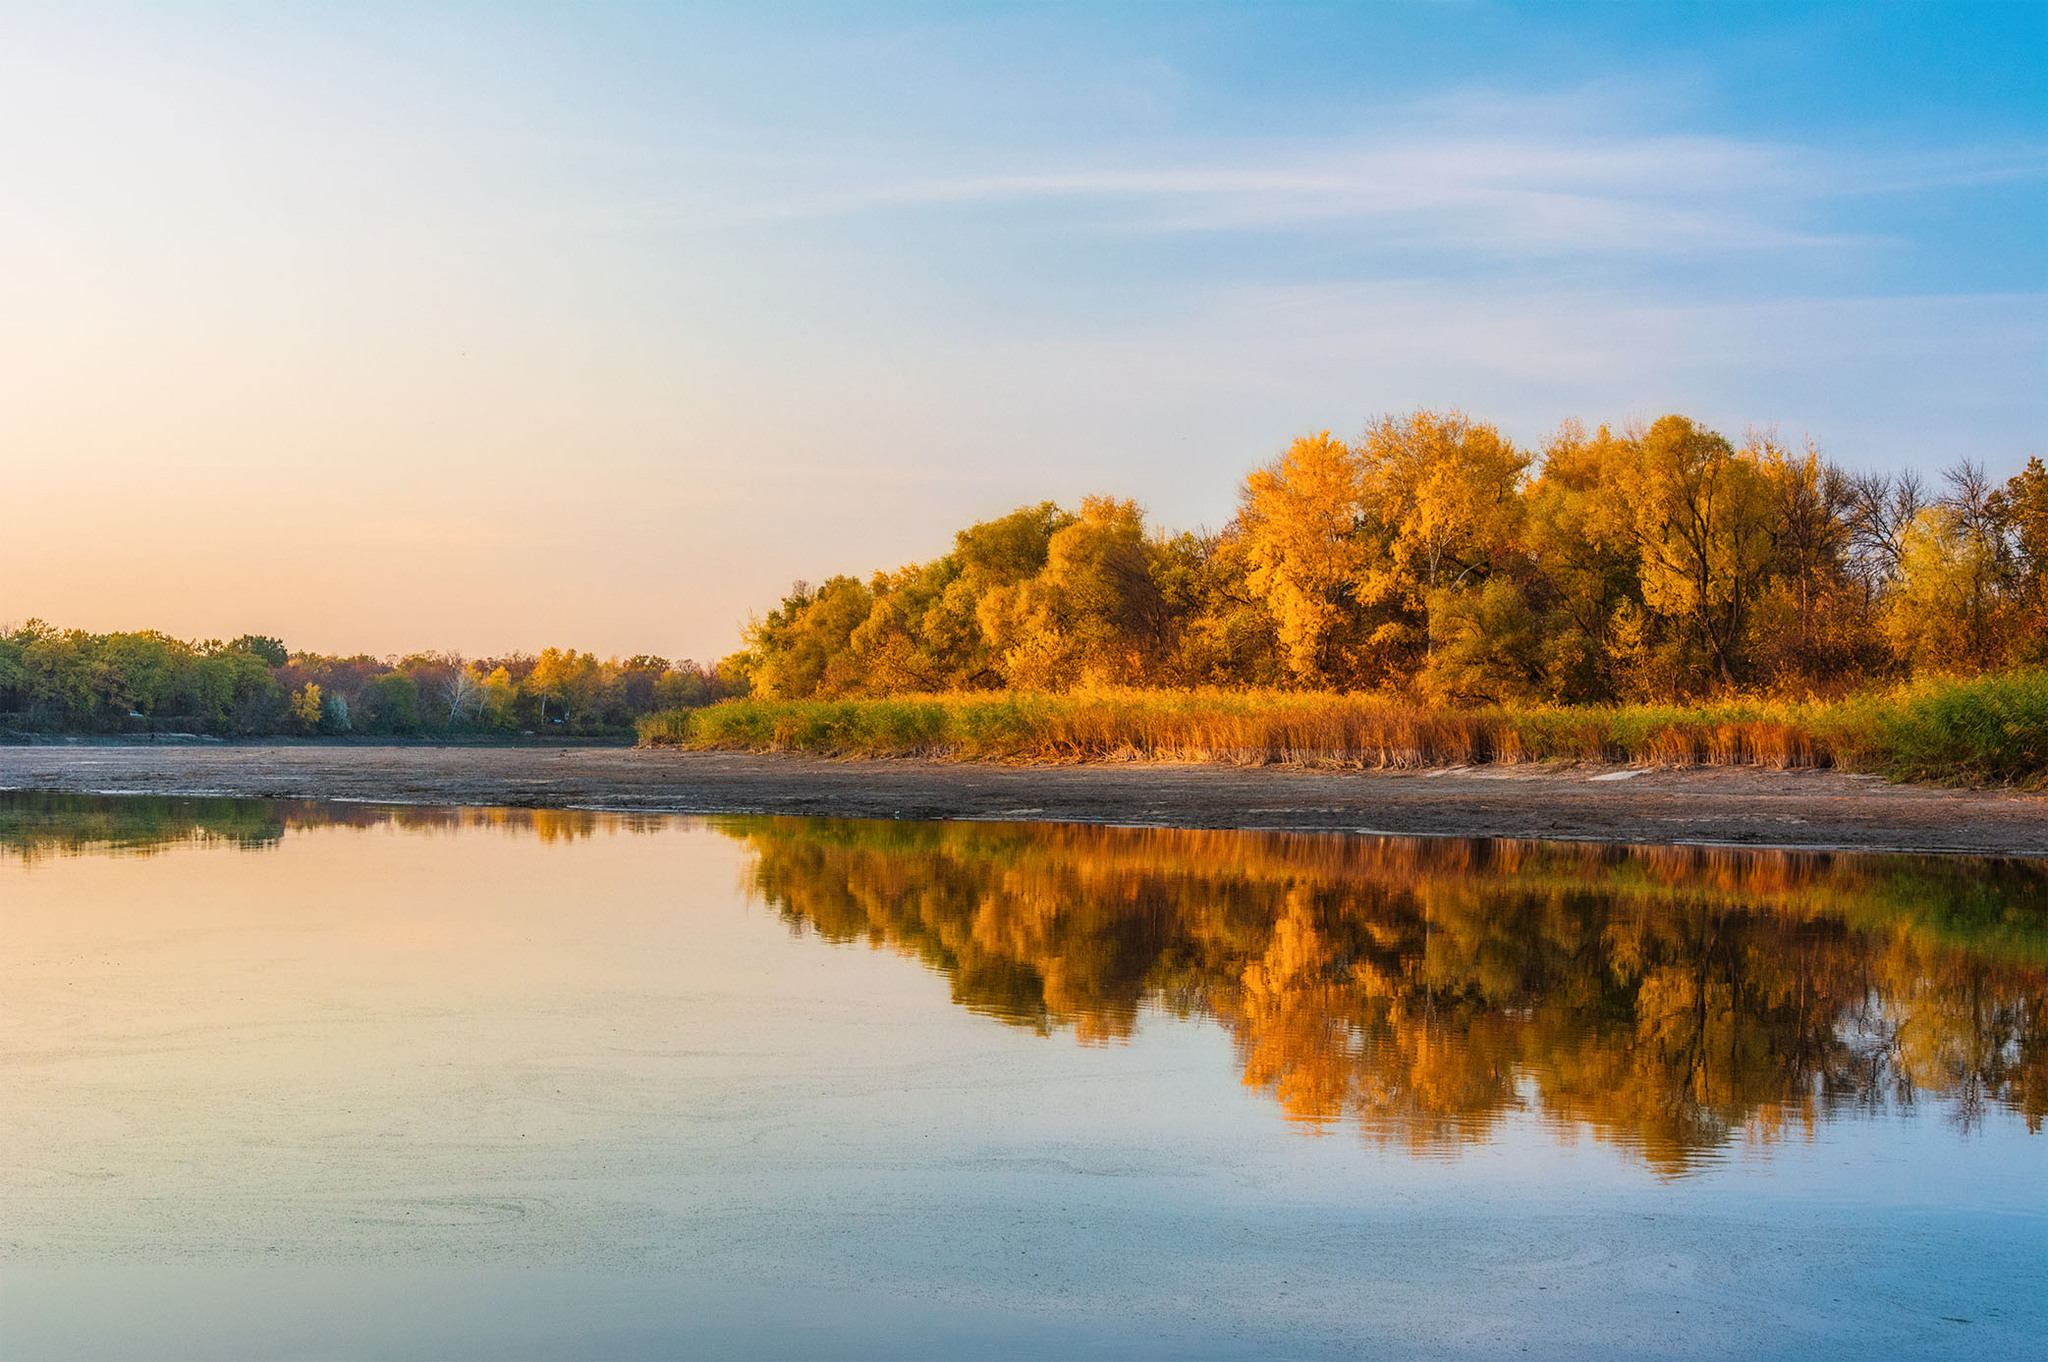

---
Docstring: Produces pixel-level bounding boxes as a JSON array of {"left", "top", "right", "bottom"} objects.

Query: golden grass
[{"left": 636, "top": 671, "right": 2048, "bottom": 786}]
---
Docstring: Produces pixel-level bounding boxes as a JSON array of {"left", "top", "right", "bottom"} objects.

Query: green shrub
[{"left": 1871, "top": 670, "right": 2048, "bottom": 787}]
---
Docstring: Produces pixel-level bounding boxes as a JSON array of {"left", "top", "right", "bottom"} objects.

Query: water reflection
[
  {"left": 718, "top": 817, "right": 2047, "bottom": 1172},
  {"left": 0, "top": 789, "right": 648, "bottom": 861},
  {"left": 5, "top": 791, "right": 2042, "bottom": 1175}
]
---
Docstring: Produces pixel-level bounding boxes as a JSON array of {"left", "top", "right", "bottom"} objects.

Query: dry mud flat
[{"left": 2, "top": 743, "right": 2043, "bottom": 855}]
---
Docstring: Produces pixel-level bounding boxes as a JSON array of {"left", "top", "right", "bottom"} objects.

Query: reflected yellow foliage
[
  {"left": 720, "top": 817, "right": 2046, "bottom": 1172},
  {"left": 7, "top": 792, "right": 2039, "bottom": 1173}
]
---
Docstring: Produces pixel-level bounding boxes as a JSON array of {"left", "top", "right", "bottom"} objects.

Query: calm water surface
[{"left": 2, "top": 793, "right": 2042, "bottom": 1360}]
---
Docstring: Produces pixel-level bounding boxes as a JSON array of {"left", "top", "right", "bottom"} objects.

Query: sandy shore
[{"left": 3, "top": 742, "right": 2043, "bottom": 855}]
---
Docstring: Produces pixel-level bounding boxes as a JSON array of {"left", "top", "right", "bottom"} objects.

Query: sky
[{"left": 2, "top": 2, "right": 2043, "bottom": 662}]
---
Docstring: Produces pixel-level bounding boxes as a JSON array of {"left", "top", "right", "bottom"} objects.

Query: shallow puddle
[{"left": 2, "top": 793, "right": 2042, "bottom": 1359}]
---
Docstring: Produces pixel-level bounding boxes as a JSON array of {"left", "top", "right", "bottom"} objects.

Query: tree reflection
[
  {"left": 0, "top": 790, "right": 651, "bottom": 862},
  {"left": 6, "top": 791, "right": 2038, "bottom": 1172},
  {"left": 722, "top": 818, "right": 2046, "bottom": 1172}
]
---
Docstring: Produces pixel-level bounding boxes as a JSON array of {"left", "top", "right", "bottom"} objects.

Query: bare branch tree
[
  {"left": 444, "top": 667, "right": 484, "bottom": 727},
  {"left": 1846, "top": 469, "right": 1927, "bottom": 591}
]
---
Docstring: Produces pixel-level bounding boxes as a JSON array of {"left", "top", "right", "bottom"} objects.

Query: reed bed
[{"left": 637, "top": 670, "right": 2048, "bottom": 787}]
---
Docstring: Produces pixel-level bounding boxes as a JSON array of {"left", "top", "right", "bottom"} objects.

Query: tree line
[
  {"left": 729, "top": 411, "right": 2048, "bottom": 703},
  {"left": 0, "top": 627, "right": 737, "bottom": 737},
  {"left": 9, "top": 409, "right": 2042, "bottom": 734}
]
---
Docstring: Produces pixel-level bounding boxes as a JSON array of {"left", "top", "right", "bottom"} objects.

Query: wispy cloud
[
  {"left": 618, "top": 112, "right": 2041, "bottom": 265},
  {"left": 864, "top": 137, "right": 1843, "bottom": 252}
]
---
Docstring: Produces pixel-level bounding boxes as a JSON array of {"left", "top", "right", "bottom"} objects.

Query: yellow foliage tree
[
  {"left": 1881, "top": 506, "right": 2013, "bottom": 673},
  {"left": 1351, "top": 410, "right": 1530, "bottom": 693},
  {"left": 985, "top": 497, "right": 1166, "bottom": 689},
  {"left": 1356, "top": 409, "right": 1528, "bottom": 626},
  {"left": 1623, "top": 415, "right": 1779, "bottom": 689},
  {"left": 1236, "top": 432, "right": 1367, "bottom": 686},
  {"left": 291, "top": 682, "right": 323, "bottom": 730},
  {"left": 1993, "top": 456, "right": 2048, "bottom": 662},
  {"left": 480, "top": 666, "right": 517, "bottom": 727},
  {"left": 1522, "top": 422, "right": 1644, "bottom": 698}
]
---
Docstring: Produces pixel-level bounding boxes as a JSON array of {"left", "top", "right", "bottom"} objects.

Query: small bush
[{"left": 1870, "top": 670, "right": 2048, "bottom": 787}]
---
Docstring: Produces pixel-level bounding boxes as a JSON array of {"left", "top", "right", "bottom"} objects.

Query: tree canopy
[
  {"left": 723, "top": 413, "right": 2048, "bottom": 702},
  {"left": 0, "top": 626, "right": 738, "bottom": 737},
  {"left": 9, "top": 411, "right": 2040, "bottom": 732}
]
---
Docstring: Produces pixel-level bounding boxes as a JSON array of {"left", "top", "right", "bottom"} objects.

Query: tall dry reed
[{"left": 638, "top": 671, "right": 2048, "bottom": 787}]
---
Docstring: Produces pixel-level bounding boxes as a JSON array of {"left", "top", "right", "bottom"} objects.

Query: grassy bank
[{"left": 638, "top": 670, "right": 2048, "bottom": 787}]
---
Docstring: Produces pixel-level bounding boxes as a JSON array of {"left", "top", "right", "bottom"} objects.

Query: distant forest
[
  {"left": 7, "top": 409, "right": 2044, "bottom": 738},
  {"left": 0, "top": 632, "right": 736, "bottom": 737},
  {"left": 728, "top": 412, "right": 2047, "bottom": 703}
]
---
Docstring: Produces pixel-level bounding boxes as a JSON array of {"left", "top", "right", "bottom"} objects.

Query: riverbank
[{"left": 1, "top": 745, "right": 2042, "bottom": 856}]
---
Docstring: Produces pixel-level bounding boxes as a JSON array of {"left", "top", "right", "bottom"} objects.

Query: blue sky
[{"left": 2, "top": 2, "right": 2042, "bottom": 657}]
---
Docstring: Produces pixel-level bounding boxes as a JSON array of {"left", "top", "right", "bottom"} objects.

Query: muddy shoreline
[{"left": 3, "top": 743, "right": 2042, "bottom": 856}]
